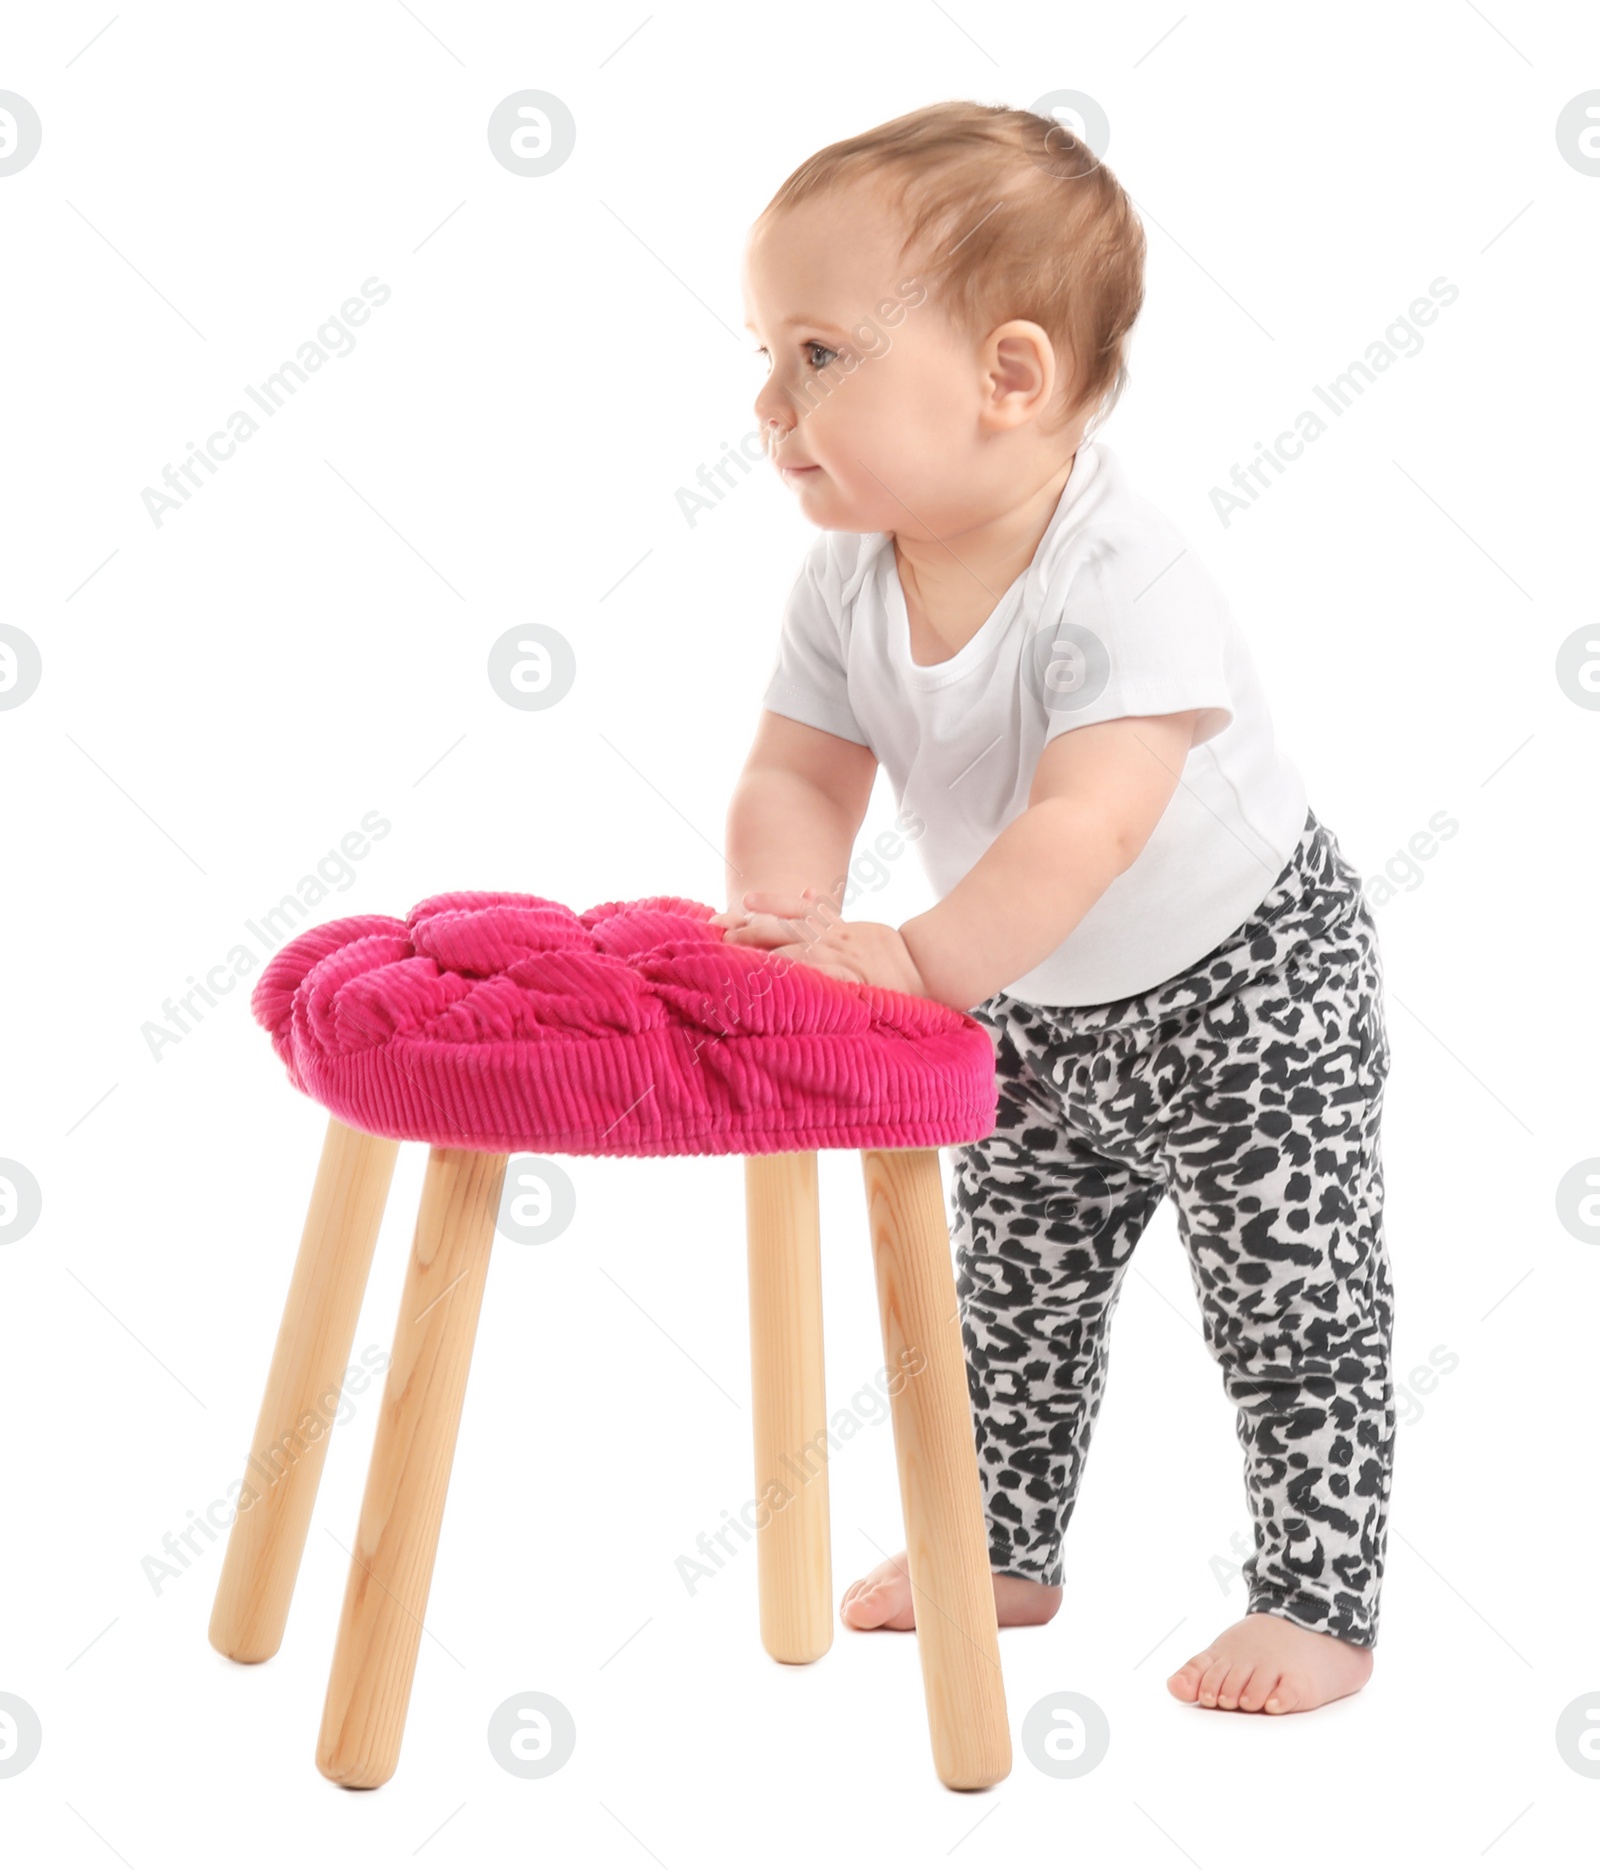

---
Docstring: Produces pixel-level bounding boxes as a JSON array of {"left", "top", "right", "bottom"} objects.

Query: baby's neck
[{"left": 893, "top": 453, "right": 1078, "bottom": 665}]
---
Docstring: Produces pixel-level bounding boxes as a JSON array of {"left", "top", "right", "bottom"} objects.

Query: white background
[{"left": 1, "top": 2, "right": 1596, "bottom": 1864}]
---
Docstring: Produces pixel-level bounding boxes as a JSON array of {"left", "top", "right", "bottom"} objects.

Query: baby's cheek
[{"left": 899, "top": 388, "right": 976, "bottom": 470}]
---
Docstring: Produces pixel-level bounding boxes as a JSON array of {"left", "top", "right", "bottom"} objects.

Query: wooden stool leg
[
  {"left": 316, "top": 1146, "right": 507, "bottom": 1788},
  {"left": 209, "top": 1115, "right": 400, "bottom": 1664},
  {"left": 745, "top": 1151, "right": 831, "bottom": 1664},
  {"left": 860, "top": 1147, "right": 1011, "bottom": 1791}
]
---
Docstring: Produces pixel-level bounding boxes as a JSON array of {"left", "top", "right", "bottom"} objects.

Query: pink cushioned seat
[{"left": 253, "top": 891, "right": 999, "bottom": 1157}]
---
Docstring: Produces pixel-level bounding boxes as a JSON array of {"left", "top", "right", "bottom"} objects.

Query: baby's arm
[
  {"left": 900, "top": 709, "right": 1200, "bottom": 1010},
  {"left": 721, "top": 709, "right": 877, "bottom": 921}
]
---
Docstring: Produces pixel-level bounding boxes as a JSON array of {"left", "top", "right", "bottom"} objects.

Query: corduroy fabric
[{"left": 252, "top": 891, "right": 999, "bottom": 1157}]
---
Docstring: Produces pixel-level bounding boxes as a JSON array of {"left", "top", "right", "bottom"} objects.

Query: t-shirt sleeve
[
  {"left": 1031, "top": 538, "right": 1235, "bottom": 749},
  {"left": 760, "top": 535, "right": 872, "bottom": 747}
]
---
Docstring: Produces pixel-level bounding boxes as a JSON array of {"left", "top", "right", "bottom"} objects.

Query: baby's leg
[
  {"left": 841, "top": 993, "right": 1168, "bottom": 1630},
  {"left": 1164, "top": 904, "right": 1394, "bottom": 1713},
  {"left": 954, "top": 1085, "right": 1170, "bottom": 1587}
]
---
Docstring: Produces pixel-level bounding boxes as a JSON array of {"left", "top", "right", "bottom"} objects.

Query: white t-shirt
[{"left": 760, "top": 439, "right": 1309, "bottom": 1007}]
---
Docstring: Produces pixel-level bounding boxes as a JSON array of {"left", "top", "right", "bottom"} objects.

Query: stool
[{"left": 207, "top": 891, "right": 1010, "bottom": 1791}]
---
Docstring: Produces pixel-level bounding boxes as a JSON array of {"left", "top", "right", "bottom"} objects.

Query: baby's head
[{"left": 742, "top": 101, "right": 1145, "bottom": 535}]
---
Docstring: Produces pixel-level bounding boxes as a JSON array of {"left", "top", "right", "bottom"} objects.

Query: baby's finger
[
  {"left": 739, "top": 888, "right": 815, "bottom": 919},
  {"left": 724, "top": 911, "right": 811, "bottom": 949}
]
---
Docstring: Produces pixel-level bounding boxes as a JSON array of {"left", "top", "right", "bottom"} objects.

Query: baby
[{"left": 716, "top": 101, "right": 1394, "bottom": 1718}]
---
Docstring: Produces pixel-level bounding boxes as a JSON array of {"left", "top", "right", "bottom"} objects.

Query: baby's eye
[{"left": 747, "top": 342, "right": 838, "bottom": 371}]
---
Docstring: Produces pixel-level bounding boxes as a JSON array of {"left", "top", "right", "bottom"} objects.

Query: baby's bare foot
[
  {"left": 1166, "top": 1612, "right": 1373, "bottom": 1714},
  {"left": 839, "top": 1551, "right": 1061, "bottom": 1631}
]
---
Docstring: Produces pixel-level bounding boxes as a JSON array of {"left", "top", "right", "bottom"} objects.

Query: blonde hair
[{"left": 756, "top": 100, "right": 1146, "bottom": 439}]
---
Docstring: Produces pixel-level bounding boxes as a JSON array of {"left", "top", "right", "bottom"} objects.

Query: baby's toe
[
  {"left": 1264, "top": 1674, "right": 1304, "bottom": 1714},
  {"left": 839, "top": 1582, "right": 876, "bottom": 1622},
  {"left": 1165, "top": 1651, "right": 1213, "bottom": 1702},
  {"left": 1195, "top": 1655, "right": 1233, "bottom": 1707},
  {"left": 1238, "top": 1669, "right": 1276, "bottom": 1712},
  {"left": 1216, "top": 1663, "right": 1254, "bottom": 1711}
]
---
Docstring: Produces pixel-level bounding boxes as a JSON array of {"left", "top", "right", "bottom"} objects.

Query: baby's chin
[
  {"left": 782, "top": 467, "right": 849, "bottom": 512},
  {"left": 782, "top": 467, "right": 833, "bottom": 509},
  {"left": 787, "top": 481, "right": 897, "bottom": 535}
]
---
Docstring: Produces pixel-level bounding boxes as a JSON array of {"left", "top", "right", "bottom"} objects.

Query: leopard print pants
[{"left": 951, "top": 805, "right": 1394, "bottom": 1646}]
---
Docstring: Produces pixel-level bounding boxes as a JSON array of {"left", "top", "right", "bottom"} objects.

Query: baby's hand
[
  {"left": 712, "top": 887, "right": 815, "bottom": 947},
  {"left": 722, "top": 890, "right": 928, "bottom": 997}
]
